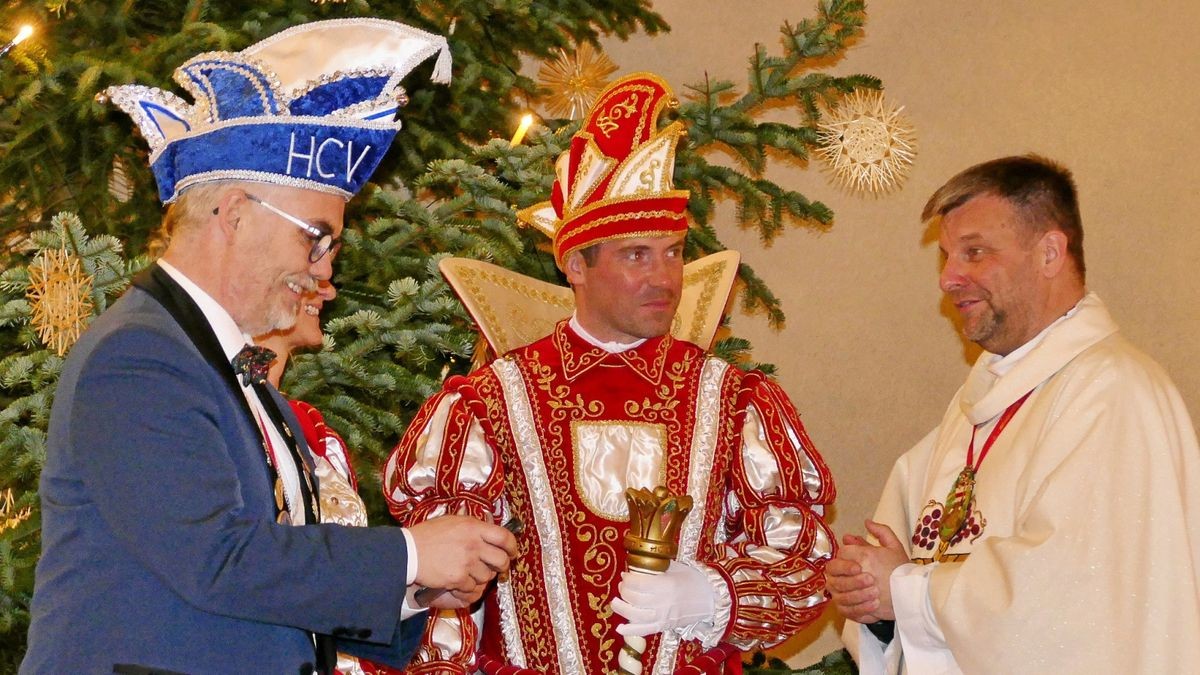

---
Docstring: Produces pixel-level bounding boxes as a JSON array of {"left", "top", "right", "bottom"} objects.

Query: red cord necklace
[{"left": 935, "top": 389, "right": 1034, "bottom": 561}]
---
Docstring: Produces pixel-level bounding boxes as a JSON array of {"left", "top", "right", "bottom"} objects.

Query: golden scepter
[{"left": 617, "top": 485, "right": 693, "bottom": 675}]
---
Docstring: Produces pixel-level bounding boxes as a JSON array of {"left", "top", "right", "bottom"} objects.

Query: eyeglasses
[{"left": 244, "top": 193, "right": 341, "bottom": 263}]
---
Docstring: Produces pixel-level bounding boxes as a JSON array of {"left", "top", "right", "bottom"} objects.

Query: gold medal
[
  {"left": 938, "top": 467, "right": 975, "bottom": 543},
  {"left": 933, "top": 390, "right": 1035, "bottom": 562},
  {"left": 273, "top": 477, "right": 294, "bottom": 525}
]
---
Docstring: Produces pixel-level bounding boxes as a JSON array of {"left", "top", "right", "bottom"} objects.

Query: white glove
[{"left": 611, "top": 560, "right": 716, "bottom": 638}]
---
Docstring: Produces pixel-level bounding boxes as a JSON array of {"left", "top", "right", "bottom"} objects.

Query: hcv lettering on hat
[
  {"left": 102, "top": 18, "right": 452, "bottom": 203},
  {"left": 287, "top": 133, "right": 374, "bottom": 185}
]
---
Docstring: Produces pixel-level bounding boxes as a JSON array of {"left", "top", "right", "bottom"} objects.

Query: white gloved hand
[{"left": 610, "top": 560, "right": 716, "bottom": 638}]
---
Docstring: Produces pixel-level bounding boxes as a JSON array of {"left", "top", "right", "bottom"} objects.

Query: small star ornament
[
  {"left": 817, "top": 89, "right": 917, "bottom": 195},
  {"left": 0, "top": 488, "right": 33, "bottom": 535},
  {"left": 27, "top": 248, "right": 95, "bottom": 356},
  {"left": 538, "top": 43, "right": 619, "bottom": 119}
]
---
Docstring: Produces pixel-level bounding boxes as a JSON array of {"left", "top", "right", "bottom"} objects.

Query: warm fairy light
[
  {"left": 1, "top": 24, "right": 34, "bottom": 59},
  {"left": 510, "top": 113, "right": 534, "bottom": 147}
]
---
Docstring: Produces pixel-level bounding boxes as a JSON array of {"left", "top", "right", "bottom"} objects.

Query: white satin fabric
[
  {"left": 573, "top": 421, "right": 666, "bottom": 519},
  {"left": 315, "top": 436, "right": 368, "bottom": 528},
  {"left": 404, "top": 392, "right": 495, "bottom": 495},
  {"left": 742, "top": 405, "right": 826, "bottom": 501}
]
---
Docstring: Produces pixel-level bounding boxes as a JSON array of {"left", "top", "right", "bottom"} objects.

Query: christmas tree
[{"left": 0, "top": 0, "right": 878, "bottom": 666}]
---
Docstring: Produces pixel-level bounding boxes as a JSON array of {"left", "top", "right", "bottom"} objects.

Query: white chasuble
[{"left": 845, "top": 294, "right": 1200, "bottom": 674}]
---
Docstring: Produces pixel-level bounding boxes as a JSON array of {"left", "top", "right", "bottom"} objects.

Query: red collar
[{"left": 552, "top": 321, "right": 673, "bottom": 386}]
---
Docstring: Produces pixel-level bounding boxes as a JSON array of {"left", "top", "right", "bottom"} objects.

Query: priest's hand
[
  {"left": 827, "top": 520, "right": 909, "bottom": 623},
  {"left": 611, "top": 561, "right": 716, "bottom": 638},
  {"left": 408, "top": 514, "right": 518, "bottom": 599}
]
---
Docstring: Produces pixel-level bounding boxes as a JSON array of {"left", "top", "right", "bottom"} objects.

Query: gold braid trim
[{"left": 556, "top": 211, "right": 688, "bottom": 263}]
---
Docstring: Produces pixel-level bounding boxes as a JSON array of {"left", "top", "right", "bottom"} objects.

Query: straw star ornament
[
  {"left": 27, "top": 248, "right": 95, "bottom": 356},
  {"left": 0, "top": 489, "right": 33, "bottom": 535},
  {"left": 537, "top": 43, "right": 619, "bottom": 119},
  {"left": 817, "top": 89, "right": 917, "bottom": 195}
]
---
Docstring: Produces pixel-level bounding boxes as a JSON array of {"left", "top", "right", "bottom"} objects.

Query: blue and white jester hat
[{"left": 103, "top": 19, "right": 451, "bottom": 203}]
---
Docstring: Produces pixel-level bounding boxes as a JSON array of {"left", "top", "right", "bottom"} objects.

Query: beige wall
[{"left": 602, "top": 1, "right": 1200, "bottom": 666}]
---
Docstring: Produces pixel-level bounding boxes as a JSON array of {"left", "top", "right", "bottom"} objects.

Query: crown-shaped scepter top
[
  {"left": 619, "top": 486, "right": 694, "bottom": 675},
  {"left": 623, "top": 485, "right": 693, "bottom": 573}
]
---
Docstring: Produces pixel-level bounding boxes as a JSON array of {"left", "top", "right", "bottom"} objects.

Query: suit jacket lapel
[
  {"left": 132, "top": 263, "right": 317, "bottom": 490},
  {"left": 133, "top": 263, "right": 247, "bottom": 402}
]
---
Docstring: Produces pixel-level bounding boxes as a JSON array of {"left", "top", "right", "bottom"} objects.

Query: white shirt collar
[
  {"left": 987, "top": 297, "right": 1084, "bottom": 377},
  {"left": 569, "top": 313, "right": 646, "bottom": 354},
  {"left": 158, "top": 260, "right": 252, "bottom": 363}
]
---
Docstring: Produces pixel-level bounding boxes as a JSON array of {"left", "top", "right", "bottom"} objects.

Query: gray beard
[{"left": 965, "top": 305, "right": 1007, "bottom": 350}]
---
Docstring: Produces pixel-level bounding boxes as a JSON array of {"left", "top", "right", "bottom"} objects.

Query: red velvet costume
[{"left": 384, "top": 322, "right": 835, "bottom": 673}]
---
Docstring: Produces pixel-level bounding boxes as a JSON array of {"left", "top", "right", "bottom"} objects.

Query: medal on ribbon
[{"left": 931, "top": 389, "right": 1035, "bottom": 562}]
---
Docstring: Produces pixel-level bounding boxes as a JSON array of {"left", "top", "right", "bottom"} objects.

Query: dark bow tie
[{"left": 231, "top": 344, "right": 276, "bottom": 386}]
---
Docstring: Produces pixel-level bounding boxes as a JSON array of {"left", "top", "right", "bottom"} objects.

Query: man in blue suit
[{"left": 22, "top": 20, "right": 516, "bottom": 674}]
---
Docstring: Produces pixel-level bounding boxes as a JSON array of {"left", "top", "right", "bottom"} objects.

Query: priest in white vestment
[{"left": 827, "top": 155, "right": 1200, "bottom": 674}]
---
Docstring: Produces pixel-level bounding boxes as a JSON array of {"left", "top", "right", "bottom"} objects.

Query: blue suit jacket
[{"left": 23, "top": 265, "right": 423, "bottom": 674}]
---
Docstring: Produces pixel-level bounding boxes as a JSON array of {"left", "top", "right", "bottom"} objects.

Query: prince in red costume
[{"left": 384, "top": 73, "right": 835, "bottom": 674}]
